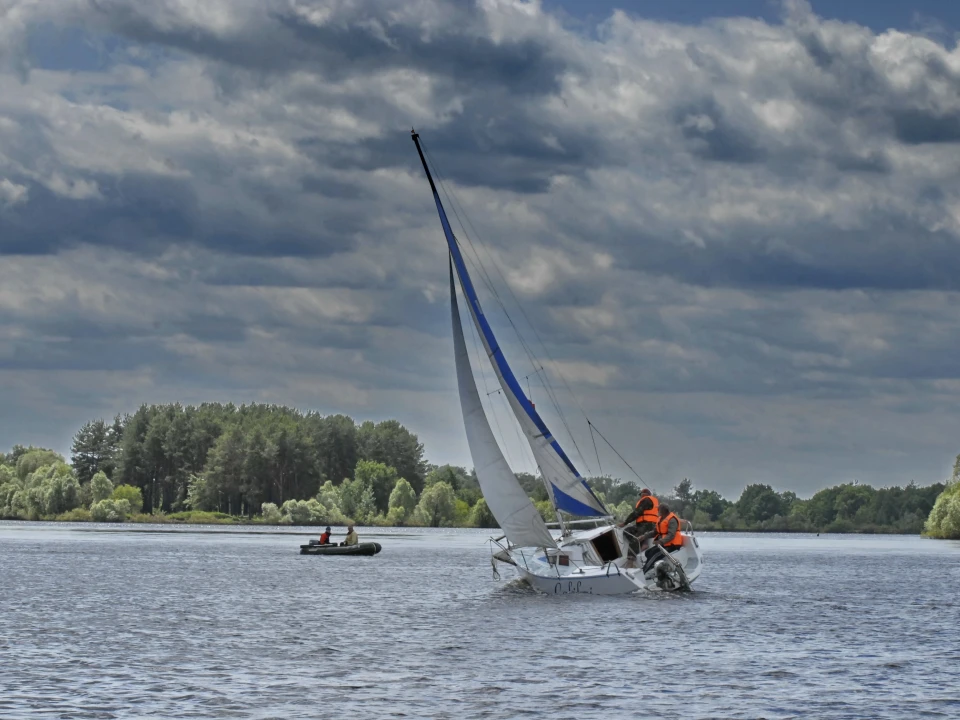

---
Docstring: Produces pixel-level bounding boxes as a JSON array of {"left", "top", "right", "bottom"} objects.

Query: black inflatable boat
[{"left": 299, "top": 541, "right": 382, "bottom": 556}]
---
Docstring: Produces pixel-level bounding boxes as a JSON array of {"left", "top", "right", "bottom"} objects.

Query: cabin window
[
  {"left": 548, "top": 553, "right": 570, "bottom": 566},
  {"left": 591, "top": 530, "right": 621, "bottom": 563}
]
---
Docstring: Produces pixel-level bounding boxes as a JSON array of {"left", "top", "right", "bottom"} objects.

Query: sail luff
[
  {"left": 450, "top": 261, "right": 557, "bottom": 549},
  {"left": 411, "top": 131, "right": 607, "bottom": 518}
]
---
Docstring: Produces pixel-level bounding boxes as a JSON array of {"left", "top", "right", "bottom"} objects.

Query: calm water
[{"left": 1, "top": 523, "right": 958, "bottom": 719}]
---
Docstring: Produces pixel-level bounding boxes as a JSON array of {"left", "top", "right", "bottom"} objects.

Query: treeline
[
  {"left": 629, "top": 478, "right": 945, "bottom": 535},
  {"left": 0, "top": 403, "right": 497, "bottom": 527},
  {"left": 430, "top": 470, "right": 946, "bottom": 535},
  {"left": 0, "top": 446, "right": 145, "bottom": 523},
  {"left": 0, "top": 402, "right": 951, "bottom": 535},
  {"left": 924, "top": 454, "right": 960, "bottom": 539},
  {"left": 77, "top": 403, "right": 427, "bottom": 514}
]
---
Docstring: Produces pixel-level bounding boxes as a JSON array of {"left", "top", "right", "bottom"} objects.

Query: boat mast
[
  {"left": 411, "top": 128, "right": 608, "bottom": 526},
  {"left": 411, "top": 130, "right": 440, "bottom": 199}
]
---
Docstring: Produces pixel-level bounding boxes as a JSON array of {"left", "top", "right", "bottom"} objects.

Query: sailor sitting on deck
[
  {"left": 340, "top": 526, "right": 358, "bottom": 547},
  {"left": 638, "top": 503, "right": 683, "bottom": 575},
  {"left": 619, "top": 488, "right": 658, "bottom": 555},
  {"left": 318, "top": 527, "right": 332, "bottom": 545}
]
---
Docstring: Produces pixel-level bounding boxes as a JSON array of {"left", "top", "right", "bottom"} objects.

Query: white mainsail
[{"left": 450, "top": 264, "right": 556, "bottom": 549}]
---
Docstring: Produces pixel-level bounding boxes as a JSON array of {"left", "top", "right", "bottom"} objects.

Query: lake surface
[{"left": 1, "top": 523, "right": 958, "bottom": 719}]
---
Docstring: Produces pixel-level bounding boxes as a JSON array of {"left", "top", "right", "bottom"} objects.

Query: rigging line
[
  {"left": 421, "top": 144, "right": 509, "bottom": 324},
  {"left": 444, "top": 213, "right": 594, "bottom": 475},
  {"left": 460, "top": 244, "right": 537, "bottom": 474},
  {"left": 424, "top": 145, "right": 558, "bottom": 426},
  {"left": 424, "top": 142, "right": 594, "bottom": 418},
  {"left": 532, "top": 366, "right": 591, "bottom": 473},
  {"left": 420, "top": 141, "right": 598, "bottom": 474},
  {"left": 588, "top": 421, "right": 603, "bottom": 478},
  {"left": 464, "top": 271, "right": 538, "bottom": 478},
  {"left": 422, "top": 143, "right": 549, "bottom": 394},
  {"left": 458, "top": 243, "right": 551, "bottom": 474},
  {"left": 535, "top": 369, "right": 594, "bottom": 477},
  {"left": 422, "top": 140, "right": 594, "bottom": 475},
  {"left": 589, "top": 420, "right": 647, "bottom": 487}
]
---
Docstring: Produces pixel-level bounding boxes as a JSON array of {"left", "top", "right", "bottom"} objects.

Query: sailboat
[{"left": 411, "top": 130, "right": 703, "bottom": 594}]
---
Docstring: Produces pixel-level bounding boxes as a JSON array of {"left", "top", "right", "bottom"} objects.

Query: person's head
[
  {"left": 347, "top": 525, "right": 354, "bottom": 532},
  {"left": 640, "top": 488, "right": 651, "bottom": 497},
  {"left": 325, "top": 526, "right": 331, "bottom": 533},
  {"left": 659, "top": 503, "right": 670, "bottom": 516}
]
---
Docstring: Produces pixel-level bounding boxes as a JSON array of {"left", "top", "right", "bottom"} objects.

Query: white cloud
[{"left": 0, "top": 178, "right": 27, "bottom": 206}]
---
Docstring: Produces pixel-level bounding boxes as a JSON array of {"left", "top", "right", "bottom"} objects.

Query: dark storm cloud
[
  {"left": 676, "top": 98, "right": 767, "bottom": 164},
  {"left": 893, "top": 109, "right": 960, "bottom": 144},
  {"left": 79, "top": 0, "right": 602, "bottom": 193},
  {"left": 89, "top": 1, "right": 568, "bottom": 93},
  {"left": 0, "top": 170, "right": 362, "bottom": 258},
  {"left": 0, "top": 175, "right": 197, "bottom": 255},
  {"left": 0, "top": 335, "right": 180, "bottom": 372},
  {"left": 622, "top": 224, "right": 960, "bottom": 292},
  {"left": 276, "top": 8, "right": 568, "bottom": 94},
  {"left": 346, "top": 112, "right": 610, "bottom": 193}
]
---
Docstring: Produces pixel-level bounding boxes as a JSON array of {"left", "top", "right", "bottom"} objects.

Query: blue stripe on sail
[
  {"left": 552, "top": 483, "right": 605, "bottom": 517},
  {"left": 428, "top": 190, "right": 605, "bottom": 513},
  {"left": 577, "top": 479, "right": 606, "bottom": 514}
]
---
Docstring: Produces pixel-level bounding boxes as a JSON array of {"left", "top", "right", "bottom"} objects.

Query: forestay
[
  {"left": 411, "top": 130, "right": 607, "bottom": 519},
  {"left": 450, "top": 264, "right": 557, "bottom": 549},
  {"left": 445, "top": 228, "right": 607, "bottom": 518}
]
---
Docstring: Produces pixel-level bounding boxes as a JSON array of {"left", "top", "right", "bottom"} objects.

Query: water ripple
[{"left": 1, "top": 524, "right": 959, "bottom": 719}]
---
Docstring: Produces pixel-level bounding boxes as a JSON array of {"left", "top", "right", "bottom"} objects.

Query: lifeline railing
[{"left": 544, "top": 518, "right": 612, "bottom": 530}]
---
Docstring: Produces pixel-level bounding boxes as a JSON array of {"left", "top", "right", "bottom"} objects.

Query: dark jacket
[{"left": 622, "top": 496, "right": 655, "bottom": 526}]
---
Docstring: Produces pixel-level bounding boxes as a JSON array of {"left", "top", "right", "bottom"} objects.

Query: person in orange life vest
[
  {"left": 619, "top": 489, "right": 658, "bottom": 554},
  {"left": 638, "top": 503, "right": 683, "bottom": 575},
  {"left": 318, "top": 527, "right": 332, "bottom": 545}
]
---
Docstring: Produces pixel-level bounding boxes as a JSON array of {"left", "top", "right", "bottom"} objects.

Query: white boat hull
[
  {"left": 518, "top": 564, "right": 645, "bottom": 595},
  {"left": 496, "top": 524, "right": 704, "bottom": 596}
]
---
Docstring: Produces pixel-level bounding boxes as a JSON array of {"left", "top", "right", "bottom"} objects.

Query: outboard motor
[{"left": 655, "top": 560, "right": 680, "bottom": 591}]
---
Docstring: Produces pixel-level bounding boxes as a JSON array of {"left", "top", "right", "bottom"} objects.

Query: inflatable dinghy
[{"left": 299, "top": 541, "right": 382, "bottom": 556}]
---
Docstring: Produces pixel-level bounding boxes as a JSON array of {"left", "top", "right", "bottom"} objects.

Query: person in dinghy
[
  {"left": 340, "top": 526, "right": 358, "bottom": 547},
  {"left": 638, "top": 503, "right": 683, "bottom": 575}
]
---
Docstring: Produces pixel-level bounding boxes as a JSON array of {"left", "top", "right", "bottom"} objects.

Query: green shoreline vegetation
[{"left": 0, "top": 402, "right": 956, "bottom": 537}]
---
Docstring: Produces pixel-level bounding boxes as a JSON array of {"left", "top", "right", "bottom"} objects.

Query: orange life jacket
[
  {"left": 656, "top": 512, "right": 683, "bottom": 548},
  {"left": 637, "top": 495, "right": 659, "bottom": 524},
  {"left": 319, "top": 532, "right": 331, "bottom": 545}
]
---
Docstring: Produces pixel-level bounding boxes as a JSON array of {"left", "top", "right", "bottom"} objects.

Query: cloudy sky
[{"left": 2, "top": 0, "right": 959, "bottom": 498}]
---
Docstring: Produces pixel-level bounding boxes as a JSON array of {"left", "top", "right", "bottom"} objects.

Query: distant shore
[{"left": 0, "top": 513, "right": 928, "bottom": 535}]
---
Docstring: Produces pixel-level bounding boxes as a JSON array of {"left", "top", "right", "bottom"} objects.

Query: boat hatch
[{"left": 591, "top": 529, "right": 621, "bottom": 563}]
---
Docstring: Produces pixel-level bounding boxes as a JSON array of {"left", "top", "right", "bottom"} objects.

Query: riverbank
[{"left": 0, "top": 513, "right": 933, "bottom": 535}]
